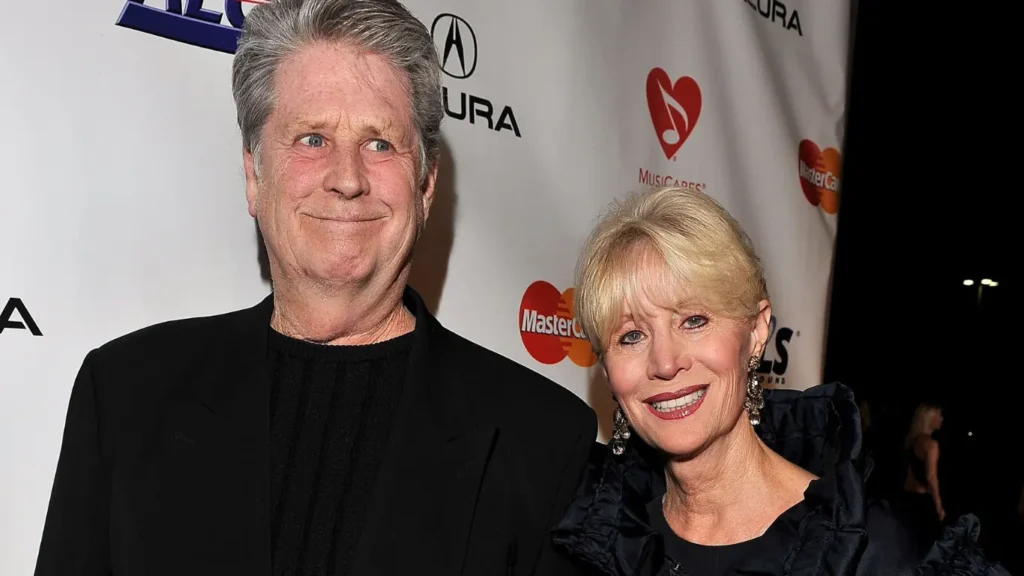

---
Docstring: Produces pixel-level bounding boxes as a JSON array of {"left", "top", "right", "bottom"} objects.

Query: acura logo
[{"left": 430, "top": 13, "right": 477, "bottom": 80}]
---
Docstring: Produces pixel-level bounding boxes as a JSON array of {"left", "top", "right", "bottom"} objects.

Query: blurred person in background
[
  {"left": 901, "top": 401, "right": 946, "bottom": 544},
  {"left": 551, "top": 186, "right": 1008, "bottom": 575},
  {"left": 32, "top": 1, "right": 595, "bottom": 574}
]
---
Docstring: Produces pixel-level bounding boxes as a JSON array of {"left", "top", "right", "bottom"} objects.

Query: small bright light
[
  {"left": 989, "top": 281, "right": 999, "bottom": 287},
  {"left": 981, "top": 278, "right": 993, "bottom": 286},
  {"left": 968, "top": 431, "right": 973, "bottom": 437},
  {"left": 964, "top": 279, "right": 975, "bottom": 286}
]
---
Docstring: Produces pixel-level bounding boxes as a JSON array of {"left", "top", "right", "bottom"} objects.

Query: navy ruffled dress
[{"left": 552, "top": 383, "right": 1009, "bottom": 576}]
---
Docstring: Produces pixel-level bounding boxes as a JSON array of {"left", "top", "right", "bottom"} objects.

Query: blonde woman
[
  {"left": 903, "top": 402, "right": 946, "bottom": 538},
  {"left": 551, "top": 187, "right": 1007, "bottom": 575}
]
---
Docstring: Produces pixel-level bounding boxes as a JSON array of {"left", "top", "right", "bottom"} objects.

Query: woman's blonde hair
[
  {"left": 574, "top": 186, "right": 769, "bottom": 354},
  {"left": 904, "top": 402, "right": 942, "bottom": 448}
]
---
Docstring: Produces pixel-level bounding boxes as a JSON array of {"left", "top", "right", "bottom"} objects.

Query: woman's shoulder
[
  {"left": 907, "top": 435, "right": 938, "bottom": 461},
  {"left": 551, "top": 438, "right": 664, "bottom": 575},
  {"left": 912, "top": 434, "right": 938, "bottom": 449}
]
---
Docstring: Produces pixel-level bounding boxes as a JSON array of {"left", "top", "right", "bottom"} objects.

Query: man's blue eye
[
  {"left": 366, "top": 139, "right": 391, "bottom": 152},
  {"left": 300, "top": 134, "right": 324, "bottom": 147}
]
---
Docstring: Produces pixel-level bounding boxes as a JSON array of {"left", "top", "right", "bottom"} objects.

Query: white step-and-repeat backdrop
[{"left": 1, "top": 0, "right": 848, "bottom": 571}]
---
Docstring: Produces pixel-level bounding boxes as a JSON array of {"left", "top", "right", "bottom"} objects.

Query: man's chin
[{"left": 294, "top": 259, "right": 375, "bottom": 291}]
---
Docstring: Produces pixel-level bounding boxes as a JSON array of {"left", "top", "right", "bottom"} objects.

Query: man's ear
[
  {"left": 243, "top": 148, "right": 259, "bottom": 218},
  {"left": 420, "top": 161, "right": 438, "bottom": 223}
]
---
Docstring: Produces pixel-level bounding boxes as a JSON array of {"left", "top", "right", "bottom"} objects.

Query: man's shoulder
[
  {"left": 436, "top": 323, "right": 594, "bottom": 426},
  {"left": 67, "top": 300, "right": 267, "bottom": 422},
  {"left": 90, "top": 299, "right": 266, "bottom": 367}
]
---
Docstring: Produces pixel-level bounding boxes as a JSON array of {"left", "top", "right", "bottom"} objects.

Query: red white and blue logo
[{"left": 115, "top": 0, "right": 267, "bottom": 54}]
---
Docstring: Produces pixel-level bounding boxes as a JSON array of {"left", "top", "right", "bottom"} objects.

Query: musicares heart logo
[{"left": 646, "top": 68, "right": 702, "bottom": 160}]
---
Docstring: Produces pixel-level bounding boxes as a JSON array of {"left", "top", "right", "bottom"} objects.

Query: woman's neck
[{"left": 661, "top": 422, "right": 807, "bottom": 545}]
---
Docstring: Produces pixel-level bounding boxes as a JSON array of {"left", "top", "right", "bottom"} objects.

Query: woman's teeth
[{"left": 651, "top": 388, "right": 705, "bottom": 412}]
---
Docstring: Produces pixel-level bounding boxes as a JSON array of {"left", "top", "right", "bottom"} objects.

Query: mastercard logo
[
  {"left": 519, "top": 281, "right": 598, "bottom": 368},
  {"left": 797, "top": 139, "right": 841, "bottom": 214}
]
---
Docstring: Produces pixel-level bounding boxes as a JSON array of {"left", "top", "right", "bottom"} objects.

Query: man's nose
[{"left": 324, "top": 145, "right": 370, "bottom": 199}]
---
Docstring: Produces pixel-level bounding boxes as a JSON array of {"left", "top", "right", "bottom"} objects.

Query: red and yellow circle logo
[
  {"left": 798, "top": 139, "right": 841, "bottom": 214},
  {"left": 518, "top": 281, "right": 598, "bottom": 368}
]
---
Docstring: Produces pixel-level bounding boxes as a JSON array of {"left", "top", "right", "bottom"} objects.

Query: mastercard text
[
  {"left": 520, "top": 309, "right": 588, "bottom": 340},
  {"left": 799, "top": 160, "right": 839, "bottom": 192}
]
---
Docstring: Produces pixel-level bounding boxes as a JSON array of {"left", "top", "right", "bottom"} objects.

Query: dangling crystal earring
[
  {"left": 611, "top": 405, "right": 631, "bottom": 455},
  {"left": 744, "top": 355, "right": 765, "bottom": 426}
]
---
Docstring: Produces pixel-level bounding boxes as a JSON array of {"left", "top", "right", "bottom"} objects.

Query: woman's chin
[{"left": 648, "top": 434, "right": 711, "bottom": 462}]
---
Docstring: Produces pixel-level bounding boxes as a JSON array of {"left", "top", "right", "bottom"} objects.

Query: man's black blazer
[{"left": 34, "top": 287, "right": 597, "bottom": 576}]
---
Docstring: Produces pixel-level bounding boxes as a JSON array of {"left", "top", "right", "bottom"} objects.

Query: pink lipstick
[{"left": 644, "top": 384, "right": 708, "bottom": 421}]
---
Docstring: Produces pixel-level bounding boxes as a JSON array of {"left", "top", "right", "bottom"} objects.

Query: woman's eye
[
  {"left": 683, "top": 316, "right": 708, "bottom": 329},
  {"left": 619, "top": 330, "right": 643, "bottom": 345},
  {"left": 299, "top": 134, "right": 325, "bottom": 148},
  {"left": 365, "top": 139, "right": 391, "bottom": 152}
]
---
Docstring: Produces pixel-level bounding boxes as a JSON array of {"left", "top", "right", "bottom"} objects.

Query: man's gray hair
[{"left": 232, "top": 0, "right": 443, "bottom": 185}]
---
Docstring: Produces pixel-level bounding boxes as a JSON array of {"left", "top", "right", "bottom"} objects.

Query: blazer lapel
[
  {"left": 352, "top": 288, "right": 498, "bottom": 576},
  {"left": 161, "top": 296, "right": 273, "bottom": 574}
]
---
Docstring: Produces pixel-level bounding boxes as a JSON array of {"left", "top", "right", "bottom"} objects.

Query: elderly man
[{"left": 33, "top": 0, "right": 596, "bottom": 574}]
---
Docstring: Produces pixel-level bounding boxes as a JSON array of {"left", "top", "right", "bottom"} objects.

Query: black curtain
[{"left": 825, "top": 1, "right": 1019, "bottom": 569}]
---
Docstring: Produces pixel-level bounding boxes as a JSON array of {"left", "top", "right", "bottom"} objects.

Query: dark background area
[{"left": 824, "top": 0, "right": 1019, "bottom": 570}]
